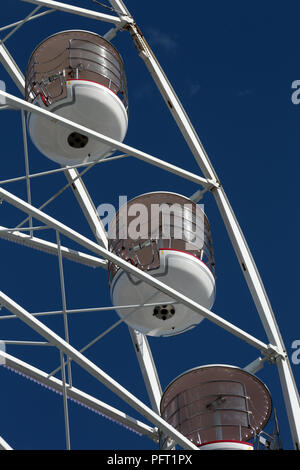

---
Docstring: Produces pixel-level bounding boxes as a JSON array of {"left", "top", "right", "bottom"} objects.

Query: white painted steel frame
[
  {"left": 0, "top": 91, "right": 215, "bottom": 190},
  {"left": 60, "top": 349, "right": 71, "bottom": 449},
  {"left": 0, "top": 0, "right": 298, "bottom": 450},
  {"left": 20, "top": 0, "right": 125, "bottom": 25},
  {"left": 56, "top": 230, "right": 73, "bottom": 390},
  {"left": 1, "top": 5, "right": 42, "bottom": 45},
  {"left": 0, "top": 301, "right": 177, "bottom": 321},
  {"left": 0, "top": 25, "right": 207, "bottom": 441},
  {"left": 21, "top": 110, "right": 33, "bottom": 237},
  {"left": 0, "top": 43, "right": 25, "bottom": 94},
  {"left": 0, "top": 226, "right": 107, "bottom": 268},
  {"left": 64, "top": 168, "right": 108, "bottom": 249},
  {"left": 0, "top": 42, "right": 216, "bottom": 190},
  {"left": 0, "top": 102, "right": 290, "bottom": 449},
  {"left": 0, "top": 7, "right": 199, "bottom": 450},
  {"left": 0, "top": 40, "right": 112, "bottom": 253},
  {"left": 0, "top": 34, "right": 145, "bottom": 443},
  {"left": 0, "top": 174, "right": 282, "bottom": 443},
  {"left": 0, "top": 8, "right": 54, "bottom": 33},
  {"left": 128, "top": 328, "right": 175, "bottom": 449},
  {"left": 0, "top": 185, "right": 275, "bottom": 357},
  {"left": 0, "top": 291, "right": 198, "bottom": 450},
  {"left": 106, "top": 0, "right": 300, "bottom": 449},
  {"left": 0, "top": 350, "right": 158, "bottom": 441},
  {"left": 129, "top": 329, "right": 162, "bottom": 415},
  {"left": 0, "top": 153, "right": 129, "bottom": 186}
]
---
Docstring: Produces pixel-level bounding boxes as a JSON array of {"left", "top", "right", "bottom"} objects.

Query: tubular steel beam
[
  {"left": 129, "top": 329, "right": 162, "bottom": 415},
  {"left": 0, "top": 291, "right": 198, "bottom": 450},
  {"left": 20, "top": 0, "right": 125, "bottom": 25},
  {"left": 0, "top": 349, "right": 158, "bottom": 441},
  {"left": 0, "top": 226, "right": 107, "bottom": 269},
  {"left": 0, "top": 91, "right": 216, "bottom": 190},
  {"left": 0, "top": 185, "right": 275, "bottom": 357},
  {"left": 64, "top": 168, "right": 108, "bottom": 249},
  {"left": 110, "top": 3, "right": 300, "bottom": 448}
]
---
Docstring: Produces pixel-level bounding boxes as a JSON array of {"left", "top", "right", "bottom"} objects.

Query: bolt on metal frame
[{"left": 0, "top": 0, "right": 298, "bottom": 450}]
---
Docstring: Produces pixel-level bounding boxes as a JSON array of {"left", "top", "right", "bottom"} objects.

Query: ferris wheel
[{"left": 0, "top": 0, "right": 299, "bottom": 451}]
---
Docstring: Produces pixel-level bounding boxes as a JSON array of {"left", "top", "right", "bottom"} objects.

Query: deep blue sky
[{"left": 0, "top": 0, "right": 299, "bottom": 450}]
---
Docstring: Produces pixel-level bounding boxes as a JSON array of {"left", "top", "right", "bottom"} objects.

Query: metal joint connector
[
  {"left": 152, "top": 427, "right": 161, "bottom": 444},
  {"left": 119, "top": 15, "right": 134, "bottom": 27},
  {"left": 209, "top": 179, "right": 221, "bottom": 192},
  {"left": 125, "top": 22, "right": 149, "bottom": 57},
  {"left": 264, "top": 344, "right": 286, "bottom": 362}
]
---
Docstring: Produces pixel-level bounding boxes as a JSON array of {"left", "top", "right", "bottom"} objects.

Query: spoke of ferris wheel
[
  {"left": 83, "top": 0, "right": 167, "bottom": 415},
  {"left": 0, "top": 43, "right": 215, "bottom": 190},
  {"left": 56, "top": 231, "right": 73, "bottom": 388},
  {"left": 124, "top": 0, "right": 285, "bottom": 357},
  {"left": 0, "top": 43, "right": 27, "bottom": 94},
  {"left": 7, "top": 144, "right": 193, "bottom": 251},
  {"left": 8, "top": 153, "right": 127, "bottom": 237},
  {"left": 0, "top": 301, "right": 177, "bottom": 321},
  {"left": 115, "top": 0, "right": 287, "bottom": 347},
  {"left": 2, "top": 2, "right": 298, "bottom": 447},
  {"left": 107, "top": 0, "right": 130, "bottom": 16},
  {"left": 0, "top": 291, "right": 198, "bottom": 450},
  {"left": 104, "top": 0, "right": 300, "bottom": 447},
  {"left": 13, "top": 158, "right": 105, "bottom": 231},
  {"left": 0, "top": 5, "right": 42, "bottom": 44},
  {"left": 13, "top": 154, "right": 121, "bottom": 240},
  {"left": 0, "top": 151, "right": 121, "bottom": 251},
  {"left": 0, "top": 226, "right": 107, "bottom": 269},
  {"left": 60, "top": 350, "right": 71, "bottom": 450},
  {"left": 128, "top": 327, "right": 176, "bottom": 450},
  {"left": 21, "top": 110, "right": 33, "bottom": 237},
  {"left": 20, "top": 0, "right": 126, "bottom": 26},
  {"left": 0, "top": 95, "right": 216, "bottom": 190},
  {"left": 47, "top": 298, "right": 155, "bottom": 379},
  {"left": 3, "top": 2, "right": 122, "bottom": 46},
  {"left": 0, "top": 340, "right": 51, "bottom": 346},
  {"left": 0, "top": 154, "right": 129, "bottom": 186},
  {"left": 10, "top": 151, "right": 211, "bottom": 257},
  {"left": 126, "top": 288, "right": 163, "bottom": 417},
  {"left": 0, "top": 184, "right": 276, "bottom": 357},
  {"left": 0, "top": 226, "right": 49, "bottom": 232},
  {"left": 64, "top": 167, "right": 108, "bottom": 249},
  {"left": 129, "top": 329, "right": 162, "bottom": 415},
  {"left": 0, "top": 350, "right": 158, "bottom": 441},
  {"left": 0, "top": 8, "right": 54, "bottom": 33}
]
